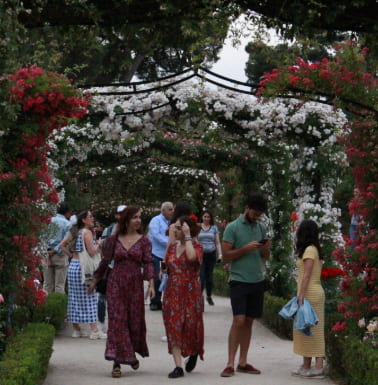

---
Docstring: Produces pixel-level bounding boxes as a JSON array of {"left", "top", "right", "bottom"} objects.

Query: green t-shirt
[{"left": 222, "top": 214, "right": 267, "bottom": 283}]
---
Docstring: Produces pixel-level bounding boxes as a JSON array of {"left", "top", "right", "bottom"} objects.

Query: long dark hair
[
  {"left": 76, "top": 210, "right": 90, "bottom": 230},
  {"left": 178, "top": 216, "right": 201, "bottom": 237},
  {"left": 201, "top": 210, "right": 214, "bottom": 225},
  {"left": 295, "top": 219, "right": 323, "bottom": 259},
  {"left": 171, "top": 200, "right": 191, "bottom": 224},
  {"left": 117, "top": 206, "right": 143, "bottom": 235}
]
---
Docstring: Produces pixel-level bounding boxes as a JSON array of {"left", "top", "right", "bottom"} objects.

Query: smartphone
[{"left": 259, "top": 238, "right": 268, "bottom": 244}]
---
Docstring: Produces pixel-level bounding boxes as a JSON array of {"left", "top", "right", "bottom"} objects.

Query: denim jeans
[
  {"left": 200, "top": 250, "right": 217, "bottom": 297},
  {"left": 97, "top": 293, "right": 106, "bottom": 323}
]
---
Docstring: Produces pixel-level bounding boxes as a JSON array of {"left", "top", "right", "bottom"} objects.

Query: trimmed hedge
[
  {"left": 325, "top": 313, "right": 378, "bottom": 385},
  {"left": 213, "top": 265, "right": 229, "bottom": 297},
  {"left": 32, "top": 292, "right": 67, "bottom": 331},
  {"left": 261, "top": 293, "right": 293, "bottom": 339},
  {"left": 0, "top": 323, "right": 55, "bottom": 385}
]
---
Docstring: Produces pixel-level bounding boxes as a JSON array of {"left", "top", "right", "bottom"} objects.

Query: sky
[
  {"left": 210, "top": 16, "right": 282, "bottom": 83},
  {"left": 211, "top": 38, "right": 250, "bottom": 82}
]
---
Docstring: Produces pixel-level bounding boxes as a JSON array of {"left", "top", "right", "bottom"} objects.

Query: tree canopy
[
  {"left": 18, "top": 0, "right": 378, "bottom": 35},
  {"left": 2, "top": 1, "right": 236, "bottom": 82}
]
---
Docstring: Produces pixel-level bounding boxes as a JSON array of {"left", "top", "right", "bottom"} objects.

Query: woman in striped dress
[
  {"left": 292, "top": 219, "right": 325, "bottom": 379},
  {"left": 66, "top": 209, "right": 106, "bottom": 339}
]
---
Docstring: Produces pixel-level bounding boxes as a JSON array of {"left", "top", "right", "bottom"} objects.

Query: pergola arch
[{"left": 50, "top": 75, "right": 348, "bottom": 296}]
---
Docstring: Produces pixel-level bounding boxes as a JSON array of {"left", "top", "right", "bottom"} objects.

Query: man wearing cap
[{"left": 148, "top": 201, "right": 174, "bottom": 310}]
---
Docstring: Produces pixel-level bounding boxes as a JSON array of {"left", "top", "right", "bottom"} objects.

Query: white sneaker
[
  {"left": 72, "top": 330, "right": 81, "bottom": 338},
  {"left": 302, "top": 367, "right": 326, "bottom": 379},
  {"left": 291, "top": 366, "right": 308, "bottom": 376},
  {"left": 98, "top": 322, "right": 107, "bottom": 332},
  {"left": 89, "top": 330, "right": 107, "bottom": 340}
]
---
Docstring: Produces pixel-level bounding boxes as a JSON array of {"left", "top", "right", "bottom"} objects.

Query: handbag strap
[{"left": 105, "top": 236, "right": 117, "bottom": 273}]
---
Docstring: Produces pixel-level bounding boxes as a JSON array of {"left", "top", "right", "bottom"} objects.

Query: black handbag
[
  {"left": 95, "top": 236, "right": 116, "bottom": 295},
  {"left": 96, "top": 269, "right": 109, "bottom": 295}
]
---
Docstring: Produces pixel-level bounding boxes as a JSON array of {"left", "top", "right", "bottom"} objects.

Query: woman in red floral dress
[
  {"left": 89, "top": 206, "right": 155, "bottom": 378},
  {"left": 162, "top": 215, "right": 204, "bottom": 378}
]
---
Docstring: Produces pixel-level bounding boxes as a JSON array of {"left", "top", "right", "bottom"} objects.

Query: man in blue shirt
[
  {"left": 43, "top": 202, "right": 72, "bottom": 293},
  {"left": 148, "top": 201, "right": 174, "bottom": 310}
]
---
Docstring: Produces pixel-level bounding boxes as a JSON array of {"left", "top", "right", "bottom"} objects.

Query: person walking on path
[
  {"left": 198, "top": 210, "right": 222, "bottom": 306},
  {"left": 220, "top": 194, "right": 271, "bottom": 378},
  {"left": 291, "top": 219, "right": 326, "bottom": 379},
  {"left": 66, "top": 210, "right": 105, "bottom": 340},
  {"left": 96, "top": 204, "right": 127, "bottom": 332},
  {"left": 89, "top": 206, "right": 155, "bottom": 378},
  {"left": 148, "top": 201, "right": 174, "bottom": 311},
  {"left": 162, "top": 216, "right": 204, "bottom": 378},
  {"left": 44, "top": 202, "right": 72, "bottom": 294}
]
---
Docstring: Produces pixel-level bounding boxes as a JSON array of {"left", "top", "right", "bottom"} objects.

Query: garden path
[{"left": 43, "top": 295, "right": 336, "bottom": 385}]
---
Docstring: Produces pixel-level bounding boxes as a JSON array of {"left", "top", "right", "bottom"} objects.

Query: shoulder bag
[{"left": 96, "top": 236, "right": 117, "bottom": 295}]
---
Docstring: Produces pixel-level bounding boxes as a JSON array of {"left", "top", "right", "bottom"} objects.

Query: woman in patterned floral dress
[
  {"left": 89, "top": 206, "right": 155, "bottom": 378},
  {"left": 162, "top": 216, "right": 204, "bottom": 378}
]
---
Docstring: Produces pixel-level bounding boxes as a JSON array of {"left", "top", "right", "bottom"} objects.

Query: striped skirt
[{"left": 67, "top": 259, "right": 97, "bottom": 323}]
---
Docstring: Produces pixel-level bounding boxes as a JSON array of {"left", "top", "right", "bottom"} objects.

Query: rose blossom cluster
[{"left": 9, "top": 65, "right": 89, "bottom": 130}]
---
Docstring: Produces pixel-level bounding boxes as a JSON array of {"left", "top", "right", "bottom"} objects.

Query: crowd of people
[{"left": 42, "top": 194, "right": 326, "bottom": 380}]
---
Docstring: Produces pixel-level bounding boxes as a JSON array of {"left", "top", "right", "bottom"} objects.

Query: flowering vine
[
  {"left": 47, "top": 77, "right": 348, "bottom": 298},
  {"left": 0, "top": 65, "right": 88, "bottom": 343},
  {"left": 258, "top": 42, "right": 378, "bottom": 328}
]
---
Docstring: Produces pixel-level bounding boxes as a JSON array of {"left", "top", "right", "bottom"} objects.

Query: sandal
[
  {"left": 131, "top": 360, "right": 140, "bottom": 370},
  {"left": 112, "top": 364, "right": 121, "bottom": 378}
]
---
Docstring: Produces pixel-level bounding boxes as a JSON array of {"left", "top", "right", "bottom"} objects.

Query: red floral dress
[
  {"left": 162, "top": 241, "right": 204, "bottom": 359},
  {"left": 94, "top": 235, "right": 154, "bottom": 365}
]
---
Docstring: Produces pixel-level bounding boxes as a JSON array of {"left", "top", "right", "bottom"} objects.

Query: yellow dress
[{"left": 293, "top": 245, "right": 325, "bottom": 357}]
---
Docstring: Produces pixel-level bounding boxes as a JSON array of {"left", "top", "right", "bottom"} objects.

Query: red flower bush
[
  {"left": 0, "top": 66, "right": 88, "bottom": 339},
  {"left": 257, "top": 42, "right": 378, "bottom": 331},
  {"left": 321, "top": 267, "right": 346, "bottom": 280},
  {"left": 9, "top": 65, "right": 89, "bottom": 130}
]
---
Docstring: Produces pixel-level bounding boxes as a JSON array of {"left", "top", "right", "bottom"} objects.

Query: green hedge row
[
  {"left": 325, "top": 314, "right": 378, "bottom": 385},
  {"left": 0, "top": 323, "right": 55, "bottom": 385},
  {"left": 32, "top": 292, "right": 68, "bottom": 331},
  {"left": 0, "top": 292, "right": 67, "bottom": 385},
  {"left": 213, "top": 265, "right": 229, "bottom": 297},
  {"left": 261, "top": 293, "right": 293, "bottom": 339}
]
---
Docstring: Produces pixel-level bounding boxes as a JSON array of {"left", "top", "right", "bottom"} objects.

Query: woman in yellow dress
[{"left": 292, "top": 219, "right": 325, "bottom": 379}]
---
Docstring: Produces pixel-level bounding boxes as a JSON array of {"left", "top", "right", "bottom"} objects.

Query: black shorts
[{"left": 229, "top": 280, "right": 265, "bottom": 318}]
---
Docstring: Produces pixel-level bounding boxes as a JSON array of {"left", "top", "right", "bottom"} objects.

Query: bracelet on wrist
[{"left": 184, "top": 237, "right": 193, "bottom": 242}]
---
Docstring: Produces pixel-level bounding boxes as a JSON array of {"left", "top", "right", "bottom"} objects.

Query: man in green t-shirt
[{"left": 220, "top": 194, "right": 271, "bottom": 378}]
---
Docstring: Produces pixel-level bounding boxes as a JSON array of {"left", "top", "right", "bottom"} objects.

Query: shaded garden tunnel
[
  {"left": 52, "top": 69, "right": 351, "bottom": 300},
  {"left": 60, "top": 134, "right": 262, "bottom": 226}
]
